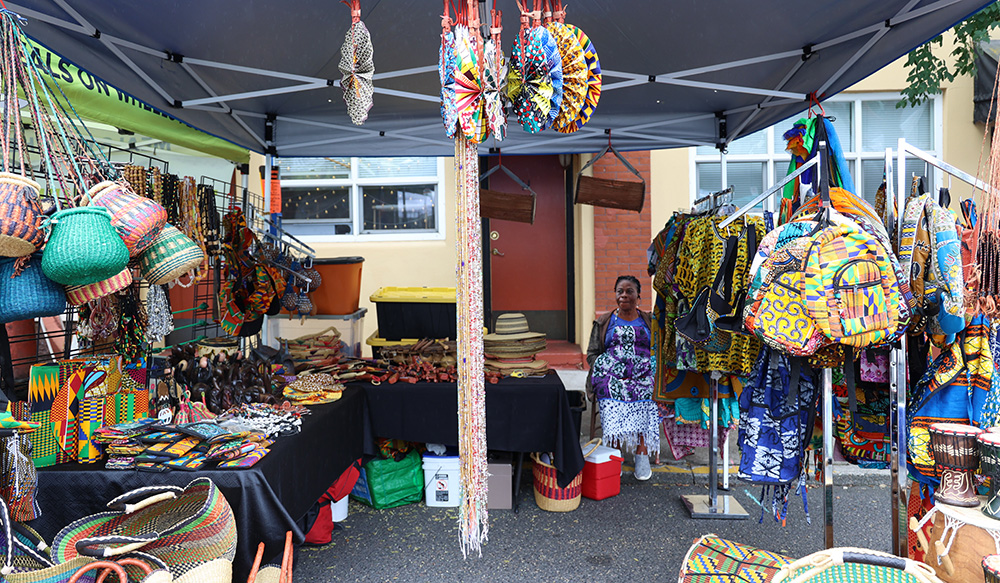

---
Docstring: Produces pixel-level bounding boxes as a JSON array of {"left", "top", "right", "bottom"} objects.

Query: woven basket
[
  {"left": 65, "top": 268, "right": 132, "bottom": 306},
  {"left": 138, "top": 223, "right": 205, "bottom": 285},
  {"left": 773, "top": 547, "right": 944, "bottom": 583},
  {"left": 88, "top": 181, "right": 167, "bottom": 257},
  {"left": 0, "top": 173, "right": 45, "bottom": 258},
  {"left": 51, "top": 478, "right": 237, "bottom": 582},
  {"left": 41, "top": 207, "right": 129, "bottom": 286},
  {"left": 530, "top": 449, "right": 589, "bottom": 512},
  {"left": 0, "top": 254, "right": 66, "bottom": 323}
]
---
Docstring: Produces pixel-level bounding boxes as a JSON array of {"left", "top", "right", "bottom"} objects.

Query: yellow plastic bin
[
  {"left": 369, "top": 287, "right": 456, "bottom": 340},
  {"left": 366, "top": 329, "right": 421, "bottom": 360},
  {"left": 313, "top": 257, "right": 364, "bottom": 315}
]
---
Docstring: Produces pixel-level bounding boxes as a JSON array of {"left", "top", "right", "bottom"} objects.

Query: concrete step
[{"left": 539, "top": 340, "right": 585, "bottom": 369}]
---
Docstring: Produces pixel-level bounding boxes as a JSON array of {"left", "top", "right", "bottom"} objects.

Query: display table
[
  {"left": 28, "top": 386, "right": 371, "bottom": 581},
  {"left": 362, "top": 373, "right": 584, "bottom": 491}
]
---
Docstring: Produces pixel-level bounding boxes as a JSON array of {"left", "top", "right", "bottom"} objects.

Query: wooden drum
[
  {"left": 980, "top": 433, "right": 1000, "bottom": 520},
  {"left": 985, "top": 555, "right": 1000, "bottom": 583},
  {"left": 931, "top": 423, "right": 984, "bottom": 507},
  {"left": 927, "top": 500, "right": 1000, "bottom": 583}
]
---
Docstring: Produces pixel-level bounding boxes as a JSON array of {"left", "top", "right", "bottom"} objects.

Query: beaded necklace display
[
  {"left": 455, "top": 132, "right": 488, "bottom": 557},
  {"left": 122, "top": 164, "right": 148, "bottom": 198},
  {"left": 149, "top": 167, "right": 163, "bottom": 205},
  {"left": 199, "top": 184, "right": 222, "bottom": 258},
  {"left": 114, "top": 279, "right": 148, "bottom": 362},
  {"left": 162, "top": 173, "right": 180, "bottom": 225},
  {"left": 177, "top": 177, "right": 207, "bottom": 282}
]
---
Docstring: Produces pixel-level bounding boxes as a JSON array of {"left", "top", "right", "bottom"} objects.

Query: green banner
[{"left": 26, "top": 38, "right": 249, "bottom": 163}]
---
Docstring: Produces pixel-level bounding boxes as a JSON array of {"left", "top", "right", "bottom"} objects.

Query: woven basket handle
[
  {"left": 67, "top": 560, "right": 129, "bottom": 583},
  {"left": 106, "top": 485, "right": 183, "bottom": 512},
  {"left": 775, "top": 548, "right": 942, "bottom": 583},
  {"left": 75, "top": 534, "right": 159, "bottom": 558}
]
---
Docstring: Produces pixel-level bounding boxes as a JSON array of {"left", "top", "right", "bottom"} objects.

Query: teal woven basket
[
  {"left": 0, "top": 253, "right": 66, "bottom": 323},
  {"left": 41, "top": 207, "right": 129, "bottom": 286}
]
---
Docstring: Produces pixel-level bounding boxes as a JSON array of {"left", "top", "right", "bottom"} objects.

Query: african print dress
[{"left": 591, "top": 319, "right": 660, "bottom": 453}]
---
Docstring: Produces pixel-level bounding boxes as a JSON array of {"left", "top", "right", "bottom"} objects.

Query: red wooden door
[{"left": 486, "top": 155, "right": 567, "bottom": 339}]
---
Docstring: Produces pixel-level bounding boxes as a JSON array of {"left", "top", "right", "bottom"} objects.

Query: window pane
[
  {"left": 281, "top": 185, "right": 351, "bottom": 220},
  {"left": 771, "top": 101, "right": 854, "bottom": 154},
  {"left": 358, "top": 157, "right": 437, "bottom": 179},
  {"left": 727, "top": 162, "right": 765, "bottom": 208},
  {"left": 860, "top": 159, "right": 885, "bottom": 206},
  {"left": 362, "top": 185, "right": 437, "bottom": 232},
  {"left": 278, "top": 157, "right": 351, "bottom": 179},
  {"left": 725, "top": 128, "right": 768, "bottom": 156},
  {"left": 696, "top": 162, "right": 722, "bottom": 195},
  {"left": 862, "top": 100, "right": 932, "bottom": 151}
]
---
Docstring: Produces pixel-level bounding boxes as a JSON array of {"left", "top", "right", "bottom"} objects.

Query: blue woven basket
[{"left": 0, "top": 253, "right": 66, "bottom": 323}]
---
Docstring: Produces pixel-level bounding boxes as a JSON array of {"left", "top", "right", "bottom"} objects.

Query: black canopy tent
[{"left": 4, "top": 0, "right": 993, "bottom": 157}]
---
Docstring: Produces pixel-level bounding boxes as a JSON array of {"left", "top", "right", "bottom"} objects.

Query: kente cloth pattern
[
  {"left": 453, "top": 27, "right": 488, "bottom": 143},
  {"left": 592, "top": 325, "right": 659, "bottom": 452},
  {"left": 678, "top": 534, "right": 792, "bottom": 583},
  {"left": 546, "top": 21, "right": 587, "bottom": 132},
  {"left": 27, "top": 363, "right": 60, "bottom": 468},
  {"left": 906, "top": 341, "right": 969, "bottom": 485},
  {"left": 482, "top": 38, "right": 507, "bottom": 141},
  {"left": 507, "top": 28, "right": 554, "bottom": 134},
  {"left": 439, "top": 31, "right": 459, "bottom": 137},
  {"left": 339, "top": 20, "right": 374, "bottom": 126},
  {"left": 557, "top": 24, "right": 601, "bottom": 133},
  {"left": 674, "top": 215, "right": 765, "bottom": 375},
  {"left": 801, "top": 222, "right": 901, "bottom": 348},
  {"left": 77, "top": 397, "right": 105, "bottom": 464}
]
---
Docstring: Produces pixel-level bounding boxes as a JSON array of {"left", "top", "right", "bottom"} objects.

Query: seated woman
[{"left": 586, "top": 275, "right": 660, "bottom": 481}]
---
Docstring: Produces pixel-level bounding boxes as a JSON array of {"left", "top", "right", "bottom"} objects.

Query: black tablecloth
[
  {"left": 363, "top": 374, "right": 584, "bottom": 487},
  {"left": 29, "top": 385, "right": 371, "bottom": 581}
]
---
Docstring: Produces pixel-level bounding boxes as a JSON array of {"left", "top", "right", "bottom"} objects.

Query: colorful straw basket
[
  {"left": 138, "top": 224, "right": 205, "bottom": 286},
  {"left": 0, "top": 254, "right": 66, "bottom": 323},
  {"left": 51, "top": 477, "right": 237, "bottom": 583},
  {"left": 65, "top": 268, "right": 133, "bottom": 307},
  {"left": 41, "top": 207, "right": 129, "bottom": 287},
  {"left": 87, "top": 181, "right": 167, "bottom": 257},
  {"left": 531, "top": 441, "right": 600, "bottom": 512},
  {"left": 0, "top": 172, "right": 45, "bottom": 258}
]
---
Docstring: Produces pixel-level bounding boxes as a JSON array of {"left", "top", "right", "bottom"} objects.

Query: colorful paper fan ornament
[
  {"left": 339, "top": 0, "right": 374, "bottom": 126},
  {"left": 454, "top": 27, "right": 489, "bottom": 143},
  {"left": 539, "top": 27, "right": 563, "bottom": 127},
  {"left": 440, "top": 28, "right": 459, "bottom": 137},
  {"left": 547, "top": 22, "right": 586, "bottom": 132},
  {"left": 559, "top": 24, "right": 601, "bottom": 133},
  {"left": 482, "top": 7, "right": 508, "bottom": 141},
  {"left": 507, "top": 28, "right": 555, "bottom": 134}
]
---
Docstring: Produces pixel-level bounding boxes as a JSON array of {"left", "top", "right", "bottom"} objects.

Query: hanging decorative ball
[
  {"left": 282, "top": 291, "right": 298, "bottom": 311},
  {"left": 296, "top": 292, "right": 314, "bottom": 315},
  {"left": 301, "top": 268, "right": 322, "bottom": 290}
]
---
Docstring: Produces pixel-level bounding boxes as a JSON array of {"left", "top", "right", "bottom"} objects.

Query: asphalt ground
[
  {"left": 293, "top": 369, "right": 898, "bottom": 582},
  {"left": 293, "top": 466, "right": 895, "bottom": 582}
]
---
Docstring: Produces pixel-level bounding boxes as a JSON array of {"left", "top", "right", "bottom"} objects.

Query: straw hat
[
  {"left": 485, "top": 358, "right": 549, "bottom": 372},
  {"left": 484, "top": 313, "right": 545, "bottom": 342}
]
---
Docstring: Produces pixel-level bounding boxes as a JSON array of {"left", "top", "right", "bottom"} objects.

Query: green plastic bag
[{"left": 350, "top": 450, "right": 424, "bottom": 509}]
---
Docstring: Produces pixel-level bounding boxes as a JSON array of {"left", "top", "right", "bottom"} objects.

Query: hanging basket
[
  {"left": 574, "top": 144, "right": 645, "bottom": 212},
  {"left": 138, "top": 223, "right": 205, "bottom": 285},
  {"left": 0, "top": 172, "right": 45, "bottom": 258},
  {"left": 0, "top": 253, "right": 66, "bottom": 323},
  {"left": 65, "top": 267, "right": 133, "bottom": 307},
  {"left": 87, "top": 181, "right": 167, "bottom": 257},
  {"left": 479, "top": 163, "right": 537, "bottom": 224},
  {"left": 41, "top": 207, "right": 129, "bottom": 286}
]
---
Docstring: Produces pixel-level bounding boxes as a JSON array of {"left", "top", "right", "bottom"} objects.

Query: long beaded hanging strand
[{"left": 456, "top": 131, "right": 488, "bottom": 557}]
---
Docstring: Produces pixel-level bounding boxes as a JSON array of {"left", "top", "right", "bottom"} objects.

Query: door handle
[{"left": 492, "top": 248, "right": 504, "bottom": 257}]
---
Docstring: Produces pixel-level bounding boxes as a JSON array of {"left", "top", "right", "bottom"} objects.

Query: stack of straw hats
[{"left": 484, "top": 313, "right": 548, "bottom": 375}]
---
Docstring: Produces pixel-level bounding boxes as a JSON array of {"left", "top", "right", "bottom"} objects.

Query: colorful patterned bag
[
  {"left": 923, "top": 203, "right": 965, "bottom": 342},
  {"left": 906, "top": 342, "right": 970, "bottom": 485},
  {"left": 678, "top": 534, "right": 792, "bottom": 583},
  {"left": 803, "top": 216, "right": 903, "bottom": 348}
]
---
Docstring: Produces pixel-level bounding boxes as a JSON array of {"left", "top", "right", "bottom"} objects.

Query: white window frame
[
  {"left": 280, "top": 157, "right": 447, "bottom": 243},
  {"left": 688, "top": 93, "right": 943, "bottom": 208}
]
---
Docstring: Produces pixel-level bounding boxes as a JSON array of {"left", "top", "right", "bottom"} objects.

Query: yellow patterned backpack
[{"left": 802, "top": 213, "right": 903, "bottom": 348}]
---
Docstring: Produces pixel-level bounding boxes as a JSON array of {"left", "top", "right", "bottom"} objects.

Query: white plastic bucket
[
  {"left": 331, "top": 496, "right": 349, "bottom": 522},
  {"left": 422, "top": 454, "right": 461, "bottom": 507}
]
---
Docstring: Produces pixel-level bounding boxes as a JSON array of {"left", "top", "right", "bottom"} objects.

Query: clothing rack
[
  {"left": 680, "top": 150, "right": 837, "bottom": 550},
  {"left": 887, "top": 139, "right": 1000, "bottom": 556}
]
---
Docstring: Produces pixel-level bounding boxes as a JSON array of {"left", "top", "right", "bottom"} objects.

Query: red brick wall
[{"left": 591, "top": 150, "right": 653, "bottom": 315}]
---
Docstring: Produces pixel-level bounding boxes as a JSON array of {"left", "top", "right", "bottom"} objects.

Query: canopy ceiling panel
[{"left": 6, "top": 0, "right": 991, "bottom": 157}]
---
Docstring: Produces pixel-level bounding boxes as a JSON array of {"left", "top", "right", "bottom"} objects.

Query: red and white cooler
[{"left": 582, "top": 444, "right": 623, "bottom": 500}]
